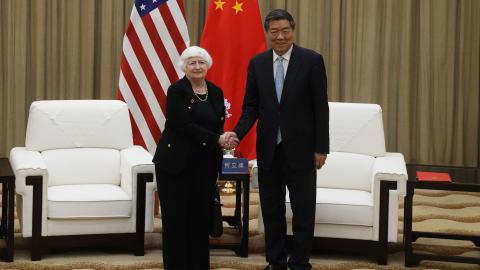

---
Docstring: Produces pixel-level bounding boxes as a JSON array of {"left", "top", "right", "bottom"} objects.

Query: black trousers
[
  {"left": 258, "top": 144, "right": 316, "bottom": 270},
  {"left": 155, "top": 146, "right": 218, "bottom": 270}
]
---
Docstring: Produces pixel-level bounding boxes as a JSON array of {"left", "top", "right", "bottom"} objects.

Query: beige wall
[{"left": 1, "top": 0, "right": 479, "bottom": 167}]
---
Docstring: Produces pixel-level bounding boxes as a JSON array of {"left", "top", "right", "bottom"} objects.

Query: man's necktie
[
  {"left": 275, "top": 57, "right": 284, "bottom": 144},
  {"left": 275, "top": 57, "right": 284, "bottom": 102}
]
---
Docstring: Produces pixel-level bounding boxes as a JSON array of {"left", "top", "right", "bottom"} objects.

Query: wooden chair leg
[
  {"left": 135, "top": 173, "right": 153, "bottom": 256},
  {"left": 377, "top": 244, "right": 388, "bottom": 265},
  {"left": 377, "top": 180, "right": 397, "bottom": 265},
  {"left": 26, "top": 176, "right": 44, "bottom": 261}
]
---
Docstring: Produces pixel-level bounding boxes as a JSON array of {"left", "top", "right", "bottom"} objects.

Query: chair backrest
[
  {"left": 316, "top": 102, "right": 386, "bottom": 191},
  {"left": 25, "top": 100, "right": 133, "bottom": 151},
  {"left": 329, "top": 102, "right": 385, "bottom": 156},
  {"left": 25, "top": 100, "right": 133, "bottom": 186}
]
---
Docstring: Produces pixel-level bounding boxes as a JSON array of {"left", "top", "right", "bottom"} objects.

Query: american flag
[{"left": 118, "top": 0, "right": 189, "bottom": 154}]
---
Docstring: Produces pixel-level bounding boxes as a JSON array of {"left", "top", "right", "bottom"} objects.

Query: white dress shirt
[{"left": 273, "top": 45, "right": 293, "bottom": 80}]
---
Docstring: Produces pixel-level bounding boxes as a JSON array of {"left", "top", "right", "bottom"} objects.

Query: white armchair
[
  {"left": 9, "top": 100, "right": 156, "bottom": 260},
  {"left": 256, "top": 102, "right": 408, "bottom": 264}
]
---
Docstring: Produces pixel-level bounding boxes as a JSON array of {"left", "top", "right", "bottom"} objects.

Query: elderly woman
[{"left": 153, "top": 46, "right": 230, "bottom": 270}]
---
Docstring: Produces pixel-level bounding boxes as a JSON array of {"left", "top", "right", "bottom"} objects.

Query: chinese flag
[{"left": 200, "top": 0, "right": 267, "bottom": 159}]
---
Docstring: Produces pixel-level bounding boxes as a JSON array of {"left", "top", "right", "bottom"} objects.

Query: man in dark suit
[{"left": 224, "top": 9, "right": 329, "bottom": 270}]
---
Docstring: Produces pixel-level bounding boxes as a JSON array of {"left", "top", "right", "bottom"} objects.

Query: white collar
[{"left": 273, "top": 45, "right": 293, "bottom": 62}]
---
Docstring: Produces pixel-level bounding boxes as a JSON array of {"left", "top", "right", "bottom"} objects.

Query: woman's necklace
[
  {"left": 194, "top": 90, "right": 208, "bottom": 102},
  {"left": 193, "top": 82, "right": 208, "bottom": 102}
]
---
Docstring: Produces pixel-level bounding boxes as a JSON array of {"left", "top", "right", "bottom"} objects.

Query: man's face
[{"left": 266, "top": 19, "right": 294, "bottom": 56}]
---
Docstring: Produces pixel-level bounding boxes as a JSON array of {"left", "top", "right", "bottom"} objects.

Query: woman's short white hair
[{"left": 178, "top": 46, "right": 213, "bottom": 72}]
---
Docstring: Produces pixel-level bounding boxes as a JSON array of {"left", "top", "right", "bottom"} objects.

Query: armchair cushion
[
  {"left": 42, "top": 148, "right": 120, "bottom": 186},
  {"left": 286, "top": 188, "right": 374, "bottom": 226},
  {"left": 48, "top": 184, "right": 131, "bottom": 219},
  {"left": 316, "top": 152, "right": 374, "bottom": 192}
]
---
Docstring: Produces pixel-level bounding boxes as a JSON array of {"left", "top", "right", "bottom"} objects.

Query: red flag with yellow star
[{"left": 201, "top": 0, "right": 266, "bottom": 160}]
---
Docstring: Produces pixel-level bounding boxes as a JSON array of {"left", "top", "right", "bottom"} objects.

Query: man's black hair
[{"left": 264, "top": 9, "right": 296, "bottom": 31}]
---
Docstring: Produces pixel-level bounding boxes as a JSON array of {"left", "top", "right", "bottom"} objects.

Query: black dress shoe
[
  {"left": 288, "top": 265, "right": 311, "bottom": 270},
  {"left": 264, "top": 265, "right": 287, "bottom": 270}
]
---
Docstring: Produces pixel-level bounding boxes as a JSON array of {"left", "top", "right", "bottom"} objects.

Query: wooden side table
[
  {"left": 209, "top": 172, "right": 250, "bottom": 257},
  {"left": 404, "top": 178, "right": 480, "bottom": 266},
  {"left": 0, "top": 159, "right": 15, "bottom": 262}
]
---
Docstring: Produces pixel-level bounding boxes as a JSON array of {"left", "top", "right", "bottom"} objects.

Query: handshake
[{"left": 218, "top": 131, "right": 239, "bottom": 150}]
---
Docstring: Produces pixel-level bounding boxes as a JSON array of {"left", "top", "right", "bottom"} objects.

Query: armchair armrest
[
  {"left": 9, "top": 147, "right": 49, "bottom": 238},
  {"left": 9, "top": 147, "right": 48, "bottom": 194},
  {"left": 372, "top": 152, "right": 408, "bottom": 196},
  {"left": 371, "top": 152, "right": 408, "bottom": 244},
  {"left": 120, "top": 146, "right": 156, "bottom": 233},
  {"left": 120, "top": 146, "right": 156, "bottom": 196}
]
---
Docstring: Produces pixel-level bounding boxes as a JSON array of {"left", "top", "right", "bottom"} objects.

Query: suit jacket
[
  {"left": 234, "top": 44, "right": 329, "bottom": 171},
  {"left": 153, "top": 76, "right": 226, "bottom": 174}
]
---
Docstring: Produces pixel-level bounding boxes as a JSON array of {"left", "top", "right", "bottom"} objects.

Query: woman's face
[{"left": 184, "top": 56, "right": 208, "bottom": 80}]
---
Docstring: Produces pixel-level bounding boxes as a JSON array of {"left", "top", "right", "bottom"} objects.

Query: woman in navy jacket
[{"left": 153, "top": 46, "right": 229, "bottom": 270}]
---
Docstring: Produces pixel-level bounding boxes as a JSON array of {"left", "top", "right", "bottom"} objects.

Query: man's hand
[
  {"left": 314, "top": 153, "right": 327, "bottom": 169},
  {"left": 219, "top": 131, "right": 239, "bottom": 149}
]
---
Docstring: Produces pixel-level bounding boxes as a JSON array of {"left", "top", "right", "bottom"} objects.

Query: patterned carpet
[
  {"left": 398, "top": 189, "right": 480, "bottom": 260},
  {"left": 3, "top": 187, "right": 480, "bottom": 270}
]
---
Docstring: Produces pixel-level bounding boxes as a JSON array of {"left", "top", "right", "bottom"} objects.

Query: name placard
[{"left": 221, "top": 158, "right": 249, "bottom": 174}]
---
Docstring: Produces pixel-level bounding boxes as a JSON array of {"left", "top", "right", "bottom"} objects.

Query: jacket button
[
  {"left": 220, "top": 116, "right": 224, "bottom": 120},
  {"left": 188, "top": 106, "right": 191, "bottom": 110},
  {"left": 202, "top": 142, "right": 207, "bottom": 146},
  {"left": 167, "top": 144, "right": 171, "bottom": 148}
]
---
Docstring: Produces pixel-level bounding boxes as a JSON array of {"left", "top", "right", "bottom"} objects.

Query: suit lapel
[
  {"left": 280, "top": 45, "right": 301, "bottom": 106},
  {"left": 179, "top": 76, "right": 197, "bottom": 105},
  {"left": 260, "top": 50, "right": 279, "bottom": 106}
]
